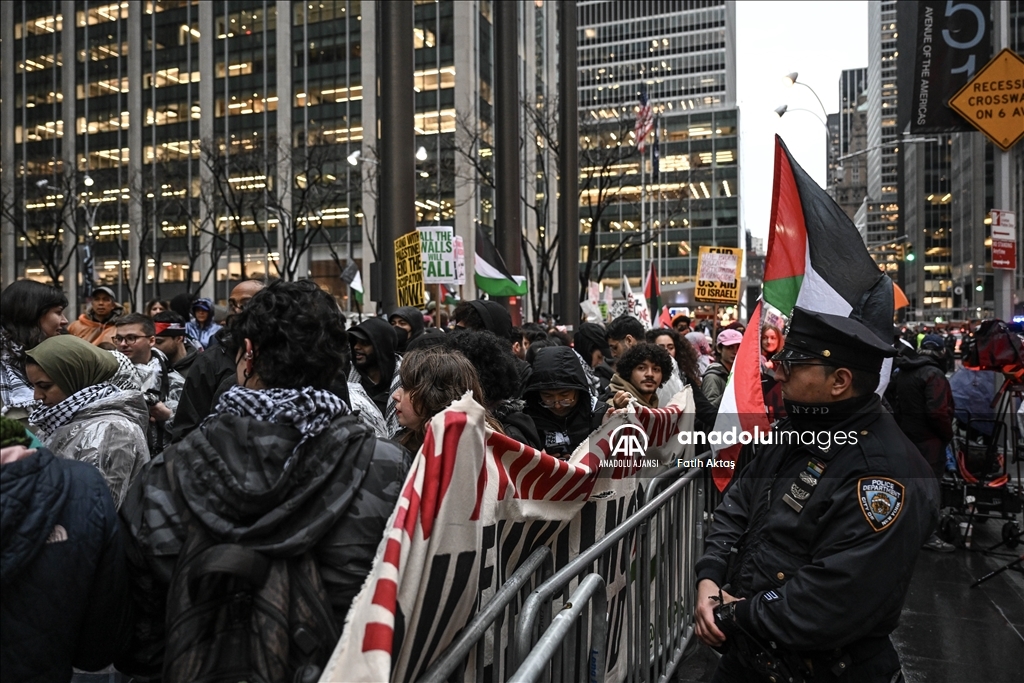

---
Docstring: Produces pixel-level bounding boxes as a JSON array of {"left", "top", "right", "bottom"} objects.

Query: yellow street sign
[{"left": 948, "top": 48, "right": 1024, "bottom": 152}]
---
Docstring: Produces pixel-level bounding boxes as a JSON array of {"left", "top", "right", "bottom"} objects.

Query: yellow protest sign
[
  {"left": 948, "top": 48, "right": 1024, "bottom": 152},
  {"left": 694, "top": 246, "right": 743, "bottom": 304},
  {"left": 395, "top": 231, "right": 425, "bottom": 307}
]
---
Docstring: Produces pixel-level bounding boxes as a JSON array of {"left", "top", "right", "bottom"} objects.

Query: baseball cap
[
  {"left": 92, "top": 286, "right": 117, "bottom": 299},
  {"left": 716, "top": 329, "right": 743, "bottom": 347}
]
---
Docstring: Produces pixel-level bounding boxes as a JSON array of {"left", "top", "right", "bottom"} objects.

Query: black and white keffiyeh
[
  {"left": 211, "top": 385, "right": 351, "bottom": 456},
  {"left": 30, "top": 382, "right": 120, "bottom": 440},
  {"left": 0, "top": 335, "right": 35, "bottom": 415}
]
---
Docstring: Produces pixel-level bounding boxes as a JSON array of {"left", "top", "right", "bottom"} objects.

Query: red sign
[
  {"left": 991, "top": 209, "right": 1016, "bottom": 270},
  {"left": 992, "top": 241, "right": 1016, "bottom": 270}
]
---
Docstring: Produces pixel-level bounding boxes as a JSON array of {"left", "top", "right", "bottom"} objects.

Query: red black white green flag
[{"left": 709, "top": 136, "right": 894, "bottom": 491}]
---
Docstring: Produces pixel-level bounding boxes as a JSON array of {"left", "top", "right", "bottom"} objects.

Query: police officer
[{"left": 694, "top": 307, "right": 939, "bottom": 683}]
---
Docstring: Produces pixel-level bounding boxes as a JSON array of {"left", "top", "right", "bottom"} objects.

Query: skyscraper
[
  {"left": 0, "top": 1, "right": 556, "bottom": 316},
  {"left": 576, "top": 0, "right": 740, "bottom": 313}
]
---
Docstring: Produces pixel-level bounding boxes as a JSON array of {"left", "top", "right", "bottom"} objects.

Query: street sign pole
[{"left": 994, "top": 4, "right": 1013, "bottom": 321}]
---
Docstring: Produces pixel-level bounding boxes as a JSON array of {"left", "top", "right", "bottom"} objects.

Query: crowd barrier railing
[{"left": 510, "top": 466, "right": 705, "bottom": 683}]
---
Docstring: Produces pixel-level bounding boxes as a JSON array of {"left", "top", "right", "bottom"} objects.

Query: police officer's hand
[{"left": 695, "top": 579, "right": 741, "bottom": 647}]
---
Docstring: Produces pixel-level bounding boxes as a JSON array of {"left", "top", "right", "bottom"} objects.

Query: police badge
[{"left": 857, "top": 477, "right": 905, "bottom": 532}]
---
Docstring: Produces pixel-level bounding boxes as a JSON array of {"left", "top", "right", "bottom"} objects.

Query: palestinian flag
[
  {"left": 474, "top": 225, "right": 527, "bottom": 297},
  {"left": 350, "top": 270, "right": 364, "bottom": 306},
  {"left": 709, "top": 136, "right": 894, "bottom": 491},
  {"left": 643, "top": 261, "right": 661, "bottom": 317}
]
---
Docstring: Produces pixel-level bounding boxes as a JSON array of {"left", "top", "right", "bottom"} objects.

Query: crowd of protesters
[{"left": 1, "top": 275, "right": 1003, "bottom": 681}]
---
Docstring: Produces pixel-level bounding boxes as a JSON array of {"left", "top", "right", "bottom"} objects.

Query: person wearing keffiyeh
[
  {"left": 117, "top": 280, "right": 411, "bottom": 677},
  {"left": 24, "top": 335, "right": 149, "bottom": 509},
  {"left": 0, "top": 280, "right": 69, "bottom": 426}
]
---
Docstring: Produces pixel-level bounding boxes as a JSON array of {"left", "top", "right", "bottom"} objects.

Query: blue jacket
[{"left": 0, "top": 448, "right": 131, "bottom": 682}]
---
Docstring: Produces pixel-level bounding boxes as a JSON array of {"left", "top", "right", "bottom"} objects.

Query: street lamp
[
  {"left": 82, "top": 174, "right": 94, "bottom": 187},
  {"left": 347, "top": 150, "right": 362, "bottom": 166},
  {"left": 415, "top": 145, "right": 428, "bottom": 161},
  {"left": 782, "top": 71, "right": 828, "bottom": 119},
  {"left": 774, "top": 103, "right": 828, "bottom": 128}
]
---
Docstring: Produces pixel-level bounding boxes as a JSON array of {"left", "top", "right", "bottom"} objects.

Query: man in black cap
[{"left": 694, "top": 307, "right": 938, "bottom": 683}]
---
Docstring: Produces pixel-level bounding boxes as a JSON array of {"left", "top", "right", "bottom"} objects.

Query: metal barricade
[
  {"left": 511, "top": 467, "right": 704, "bottom": 683},
  {"left": 418, "top": 546, "right": 553, "bottom": 683}
]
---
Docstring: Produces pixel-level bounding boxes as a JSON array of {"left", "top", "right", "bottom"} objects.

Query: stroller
[{"left": 939, "top": 322, "right": 1023, "bottom": 551}]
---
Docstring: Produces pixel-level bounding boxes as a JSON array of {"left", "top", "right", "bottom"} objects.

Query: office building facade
[
  {"left": 577, "top": 0, "right": 739, "bottom": 312},
  {"left": 0, "top": 1, "right": 557, "bottom": 316}
]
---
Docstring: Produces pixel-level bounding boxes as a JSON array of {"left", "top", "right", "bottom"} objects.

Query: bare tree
[{"left": 0, "top": 171, "right": 82, "bottom": 287}]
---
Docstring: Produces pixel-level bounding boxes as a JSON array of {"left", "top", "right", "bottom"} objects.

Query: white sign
[
  {"left": 991, "top": 210, "right": 1016, "bottom": 239},
  {"left": 417, "top": 226, "right": 456, "bottom": 284},
  {"left": 452, "top": 235, "right": 466, "bottom": 285}
]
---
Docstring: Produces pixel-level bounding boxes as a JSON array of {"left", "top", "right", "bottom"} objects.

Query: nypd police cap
[{"left": 774, "top": 307, "right": 896, "bottom": 372}]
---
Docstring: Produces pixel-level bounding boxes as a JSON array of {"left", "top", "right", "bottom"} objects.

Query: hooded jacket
[
  {"left": 170, "top": 339, "right": 201, "bottom": 378},
  {"left": 523, "top": 346, "right": 609, "bottom": 456},
  {"left": 36, "top": 389, "right": 151, "bottom": 509},
  {"left": 1, "top": 448, "right": 131, "bottom": 682},
  {"left": 348, "top": 318, "right": 401, "bottom": 434},
  {"left": 389, "top": 306, "right": 425, "bottom": 353},
  {"left": 892, "top": 349, "right": 954, "bottom": 476},
  {"left": 67, "top": 306, "right": 124, "bottom": 347},
  {"left": 701, "top": 361, "right": 731, "bottom": 409},
  {"left": 169, "top": 336, "right": 237, "bottom": 444},
  {"left": 117, "top": 412, "right": 411, "bottom": 677}
]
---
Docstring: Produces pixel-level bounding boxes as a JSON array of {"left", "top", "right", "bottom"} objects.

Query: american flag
[{"left": 635, "top": 86, "right": 654, "bottom": 153}]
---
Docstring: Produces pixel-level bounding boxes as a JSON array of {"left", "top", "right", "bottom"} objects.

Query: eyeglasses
[
  {"left": 113, "top": 334, "right": 150, "bottom": 345},
  {"left": 540, "top": 398, "right": 577, "bottom": 408}
]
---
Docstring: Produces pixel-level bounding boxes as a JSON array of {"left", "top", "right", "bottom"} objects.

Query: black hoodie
[
  {"left": 523, "top": 346, "right": 609, "bottom": 456},
  {"left": 892, "top": 349, "right": 954, "bottom": 476},
  {"left": 389, "top": 306, "right": 425, "bottom": 353},
  {"left": 349, "top": 317, "right": 399, "bottom": 415}
]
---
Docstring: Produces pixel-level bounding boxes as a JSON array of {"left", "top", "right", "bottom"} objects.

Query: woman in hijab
[
  {"left": 25, "top": 335, "right": 149, "bottom": 508},
  {"left": 0, "top": 280, "right": 69, "bottom": 425}
]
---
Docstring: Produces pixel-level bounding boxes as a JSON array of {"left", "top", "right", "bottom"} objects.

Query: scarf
[
  {"left": 609, "top": 373, "right": 659, "bottom": 409},
  {"left": 30, "top": 383, "right": 120, "bottom": 440},
  {"left": 0, "top": 334, "right": 35, "bottom": 415},
  {"left": 24, "top": 336, "right": 119, "bottom": 397},
  {"left": 211, "top": 385, "right": 351, "bottom": 459}
]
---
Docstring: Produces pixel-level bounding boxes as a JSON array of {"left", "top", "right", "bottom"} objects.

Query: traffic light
[
  {"left": 975, "top": 279, "right": 984, "bottom": 292},
  {"left": 904, "top": 242, "right": 915, "bottom": 262}
]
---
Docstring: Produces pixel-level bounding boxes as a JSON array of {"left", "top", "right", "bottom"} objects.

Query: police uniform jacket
[{"left": 695, "top": 394, "right": 939, "bottom": 654}]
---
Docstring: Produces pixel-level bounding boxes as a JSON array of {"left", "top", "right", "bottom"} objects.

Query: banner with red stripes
[{"left": 321, "top": 390, "right": 695, "bottom": 682}]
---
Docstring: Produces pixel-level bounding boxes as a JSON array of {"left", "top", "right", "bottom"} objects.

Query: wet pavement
[{"left": 677, "top": 513, "right": 1024, "bottom": 683}]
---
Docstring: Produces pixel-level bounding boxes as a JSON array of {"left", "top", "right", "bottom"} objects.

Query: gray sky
[{"left": 736, "top": 0, "right": 869, "bottom": 242}]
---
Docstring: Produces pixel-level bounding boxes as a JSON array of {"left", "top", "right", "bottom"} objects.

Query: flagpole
[{"left": 640, "top": 143, "right": 646, "bottom": 290}]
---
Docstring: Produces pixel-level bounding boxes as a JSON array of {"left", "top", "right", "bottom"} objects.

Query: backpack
[{"left": 162, "top": 514, "right": 340, "bottom": 683}]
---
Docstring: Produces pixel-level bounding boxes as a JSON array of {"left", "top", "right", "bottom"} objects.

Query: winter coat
[
  {"left": 37, "top": 390, "right": 151, "bottom": 509},
  {"left": 117, "top": 412, "right": 411, "bottom": 678},
  {"left": 893, "top": 351, "right": 954, "bottom": 477},
  {"left": 171, "top": 340, "right": 201, "bottom": 378},
  {"left": 1, "top": 448, "right": 131, "bottom": 682},
  {"left": 67, "top": 307, "right": 123, "bottom": 347},
  {"left": 655, "top": 357, "right": 686, "bottom": 408},
  {"left": 185, "top": 319, "right": 222, "bottom": 350},
  {"left": 523, "top": 346, "right": 609, "bottom": 456},
  {"left": 702, "top": 362, "right": 730, "bottom": 409},
  {"left": 169, "top": 341, "right": 236, "bottom": 444},
  {"left": 492, "top": 398, "right": 542, "bottom": 447}
]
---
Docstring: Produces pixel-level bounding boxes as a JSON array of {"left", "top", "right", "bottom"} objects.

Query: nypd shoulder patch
[{"left": 857, "top": 477, "right": 905, "bottom": 532}]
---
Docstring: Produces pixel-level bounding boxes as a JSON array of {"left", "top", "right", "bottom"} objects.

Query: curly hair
[
  {"left": 647, "top": 327, "right": 701, "bottom": 387},
  {"left": 0, "top": 280, "right": 68, "bottom": 350},
  {"left": 615, "top": 342, "right": 674, "bottom": 388},
  {"left": 442, "top": 329, "right": 520, "bottom": 405},
  {"left": 223, "top": 279, "right": 346, "bottom": 390}
]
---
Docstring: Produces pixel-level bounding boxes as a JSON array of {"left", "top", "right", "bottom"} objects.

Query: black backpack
[{"left": 162, "top": 517, "right": 340, "bottom": 683}]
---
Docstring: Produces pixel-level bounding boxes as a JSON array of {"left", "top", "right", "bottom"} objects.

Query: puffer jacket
[
  {"left": 1, "top": 448, "right": 131, "bottom": 682},
  {"left": 523, "top": 346, "right": 609, "bottom": 456},
  {"left": 117, "top": 411, "right": 412, "bottom": 678},
  {"left": 38, "top": 390, "right": 151, "bottom": 509}
]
